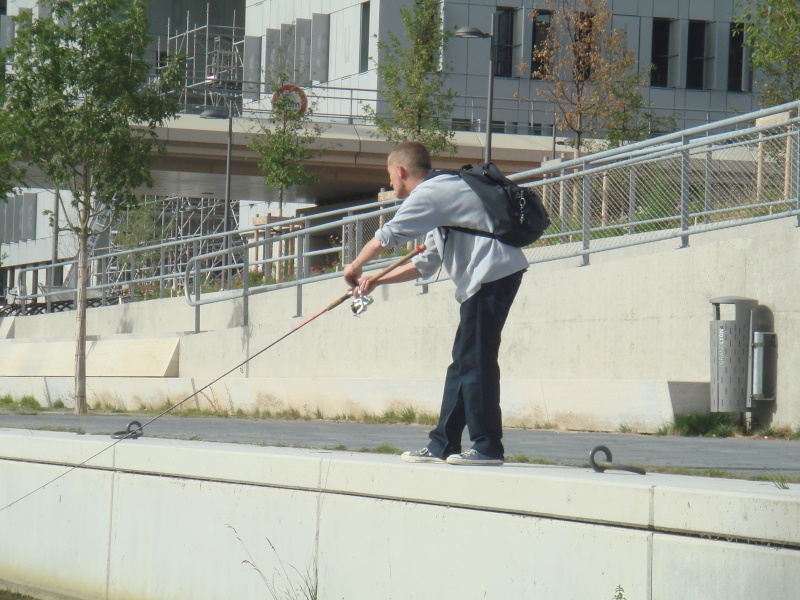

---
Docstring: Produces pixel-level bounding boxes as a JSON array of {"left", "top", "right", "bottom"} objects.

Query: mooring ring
[
  {"left": 111, "top": 420, "right": 143, "bottom": 440},
  {"left": 589, "top": 445, "right": 646, "bottom": 475}
]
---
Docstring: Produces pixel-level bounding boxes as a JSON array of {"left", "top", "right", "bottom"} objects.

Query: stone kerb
[{"left": 1, "top": 431, "right": 799, "bottom": 599}]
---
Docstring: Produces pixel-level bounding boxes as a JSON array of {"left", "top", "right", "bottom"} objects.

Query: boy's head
[{"left": 387, "top": 141, "right": 431, "bottom": 198}]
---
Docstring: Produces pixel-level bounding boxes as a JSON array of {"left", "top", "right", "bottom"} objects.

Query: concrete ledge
[
  {"left": 0, "top": 376, "right": 706, "bottom": 432},
  {"left": 0, "top": 337, "right": 180, "bottom": 377},
  {"left": 0, "top": 317, "right": 13, "bottom": 340},
  {"left": 1, "top": 431, "right": 799, "bottom": 599}
]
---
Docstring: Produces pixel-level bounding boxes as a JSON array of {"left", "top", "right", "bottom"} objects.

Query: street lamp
[
  {"left": 456, "top": 13, "right": 495, "bottom": 163},
  {"left": 200, "top": 100, "right": 233, "bottom": 290}
]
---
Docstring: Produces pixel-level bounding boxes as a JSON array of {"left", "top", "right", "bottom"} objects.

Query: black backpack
[{"left": 428, "top": 162, "right": 551, "bottom": 247}]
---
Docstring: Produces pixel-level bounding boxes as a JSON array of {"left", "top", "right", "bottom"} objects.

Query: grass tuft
[
  {"left": 506, "top": 455, "right": 557, "bottom": 465},
  {"left": 657, "top": 412, "right": 742, "bottom": 437},
  {"left": 358, "top": 445, "right": 402, "bottom": 455}
]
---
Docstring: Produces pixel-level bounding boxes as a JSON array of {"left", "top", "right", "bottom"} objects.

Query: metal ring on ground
[
  {"left": 589, "top": 445, "right": 646, "bottom": 475},
  {"left": 111, "top": 420, "right": 143, "bottom": 440}
]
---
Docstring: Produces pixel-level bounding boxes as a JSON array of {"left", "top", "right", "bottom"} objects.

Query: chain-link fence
[{"left": 514, "top": 101, "right": 800, "bottom": 266}]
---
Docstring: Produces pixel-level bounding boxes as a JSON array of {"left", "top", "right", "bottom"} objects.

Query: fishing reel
[{"left": 351, "top": 291, "right": 374, "bottom": 316}]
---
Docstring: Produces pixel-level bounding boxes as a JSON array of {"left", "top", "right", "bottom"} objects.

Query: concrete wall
[
  {"left": 1, "top": 216, "right": 799, "bottom": 431},
  {"left": 1, "top": 429, "right": 799, "bottom": 600}
]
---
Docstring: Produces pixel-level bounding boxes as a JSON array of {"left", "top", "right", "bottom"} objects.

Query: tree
[
  {"left": 599, "top": 62, "right": 677, "bottom": 148},
  {"left": 249, "top": 34, "right": 323, "bottom": 219},
  {"left": 736, "top": 0, "right": 800, "bottom": 107},
  {"left": 363, "top": 0, "right": 457, "bottom": 157},
  {"left": 0, "top": 0, "right": 183, "bottom": 414},
  {"left": 111, "top": 199, "right": 165, "bottom": 288},
  {"left": 527, "top": 0, "right": 646, "bottom": 154},
  {"left": 0, "top": 85, "right": 24, "bottom": 203}
]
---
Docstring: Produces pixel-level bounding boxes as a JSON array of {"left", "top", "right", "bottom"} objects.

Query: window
[
  {"left": 650, "top": 18, "right": 671, "bottom": 87},
  {"left": 0, "top": 1, "right": 6, "bottom": 16},
  {"left": 530, "top": 9, "right": 551, "bottom": 78},
  {"left": 359, "top": 1, "right": 370, "bottom": 73},
  {"left": 686, "top": 20, "right": 707, "bottom": 90},
  {"left": 452, "top": 118, "right": 473, "bottom": 132},
  {"left": 494, "top": 8, "right": 515, "bottom": 78},
  {"left": 727, "top": 22, "right": 745, "bottom": 92}
]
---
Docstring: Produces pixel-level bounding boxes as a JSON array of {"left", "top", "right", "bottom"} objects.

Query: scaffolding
[
  {"left": 165, "top": 4, "right": 245, "bottom": 114},
  {"left": 105, "top": 5, "right": 248, "bottom": 287},
  {"left": 100, "top": 196, "right": 241, "bottom": 290}
]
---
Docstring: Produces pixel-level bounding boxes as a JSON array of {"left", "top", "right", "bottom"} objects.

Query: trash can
[{"left": 710, "top": 297, "right": 758, "bottom": 413}]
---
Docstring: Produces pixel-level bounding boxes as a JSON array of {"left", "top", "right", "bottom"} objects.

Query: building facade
[
  {"left": 1, "top": 0, "right": 762, "bottom": 298},
  {"left": 244, "top": 0, "right": 758, "bottom": 135}
]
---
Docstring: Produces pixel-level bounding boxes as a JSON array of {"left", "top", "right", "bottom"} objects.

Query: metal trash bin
[
  {"left": 710, "top": 296, "right": 777, "bottom": 414},
  {"left": 710, "top": 297, "right": 758, "bottom": 413}
]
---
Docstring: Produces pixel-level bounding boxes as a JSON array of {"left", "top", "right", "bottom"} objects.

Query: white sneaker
[
  {"left": 401, "top": 447, "right": 445, "bottom": 463},
  {"left": 446, "top": 449, "right": 503, "bottom": 466}
]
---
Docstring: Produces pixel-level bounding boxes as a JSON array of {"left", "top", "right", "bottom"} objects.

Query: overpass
[{"left": 145, "top": 113, "right": 564, "bottom": 204}]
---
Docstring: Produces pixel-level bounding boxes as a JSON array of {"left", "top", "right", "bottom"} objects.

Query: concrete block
[
  {"left": 0, "top": 459, "right": 113, "bottom": 599},
  {"left": 317, "top": 491, "right": 653, "bottom": 600},
  {"left": 0, "top": 429, "right": 115, "bottom": 469},
  {"left": 0, "top": 337, "right": 180, "bottom": 377},
  {"left": 106, "top": 473, "right": 320, "bottom": 600},
  {"left": 113, "top": 437, "right": 326, "bottom": 491},
  {"left": 652, "top": 533, "right": 800, "bottom": 600},
  {"left": 0, "top": 317, "right": 13, "bottom": 339},
  {"left": 502, "top": 379, "right": 707, "bottom": 432},
  {"left": 653, "top": 478, "right": 800, "bottom": 546},
  {"left": 2, "top": 432, "right": 800, "bottom": 600},
  {"left": 316, "top": 452, "right": 655, "bottom": 528}
]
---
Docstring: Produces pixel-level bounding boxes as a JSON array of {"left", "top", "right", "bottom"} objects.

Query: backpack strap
[
  {"left": 426, "top": 168, "right": 498, "bottom": 242},
  {"left": 443, "top": 225, "right": 499, "bottom": 240}
]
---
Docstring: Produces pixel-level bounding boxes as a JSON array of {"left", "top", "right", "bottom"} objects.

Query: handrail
[{"left": 5, "top": 102, "right": 799, "bottom": 323}]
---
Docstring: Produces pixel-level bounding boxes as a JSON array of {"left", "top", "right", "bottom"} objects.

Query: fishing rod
[{"left": 0, "top": 244, "right": 426, "bottom": 513}]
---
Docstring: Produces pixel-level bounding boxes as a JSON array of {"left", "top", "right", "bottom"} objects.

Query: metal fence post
[
  {"left": 559, "top": 177, "right": 568, "bottom": 245},
  {"left": 295, "top": 234, "right": 304, "bottom": 317},
  {"left": 193, "top": 239, "right": 200, "bottom": 334},
  {"left": 263, "top": 234, "right": 272, "bottom": 283},
  {"left": 581, "top": 162, "right": 591, "bottom": 267},
  {"left": 355, "top": 219, "right": 364, "bottom": 257},
  {"left": 704, "top": 145, "right": 712, "bottom": 225},
  {"left": 680, "top": 135, "right": 691, "bottom": 248},
  {"left": 628, "top": 164, "right": 637, "bottom": 234},
  {"left": 793, "top": 121, "right": 800, "bottom": 227},
  {"left": 129, "top": 250, "right": 137, "bottom": 301},
  {"left": 159, "top": 245, "right": 166, "bottom": 298},
  {"left": 45, "top": 264, "right": 52, "bottom": 314},
  {"left": 341, "top": 220, "right": 349, "bottom": 264},
  {"left": 100, "top": 256, "right": 107, "bottom": 306},
  {"left": 242, "top": 248, "right": 249, "bottom": 328}
]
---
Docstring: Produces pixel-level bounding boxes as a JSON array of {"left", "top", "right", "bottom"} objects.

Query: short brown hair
[{"left": 388, "top": 141, "right": 431, "bottom": 177}]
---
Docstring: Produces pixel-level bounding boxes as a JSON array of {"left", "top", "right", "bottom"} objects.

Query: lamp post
[
  {"left": 200, "top": 100, "right": 233, "bottom": 290},
  {"left": 456, "top": 13, "right": 495, "bottom": 163}
]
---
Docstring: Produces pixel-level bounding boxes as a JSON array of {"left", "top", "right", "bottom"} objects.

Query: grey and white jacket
[{"left": 374, "top": 173, "right": 529, "bottom": 303}]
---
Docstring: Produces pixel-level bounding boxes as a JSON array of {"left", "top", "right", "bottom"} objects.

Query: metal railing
[
  {"left": 509, "top": 100, "right": 800, "bottom": 266},
  {"left": 5, "top": 101, "right": 799, "bottom": 325}
]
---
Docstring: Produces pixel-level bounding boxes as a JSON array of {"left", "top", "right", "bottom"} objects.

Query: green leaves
[
  {"left": 363, "top": 0, "right": 456, "bottom": 157},
  {"left": 1, "top": 0, "right": 183, "bottom": 214},
  {"left": 736, "top": 0, "right": 800, "bottom": 106},
  {"left": 249, "top": 33, "right": 323, "bottom": 217}
]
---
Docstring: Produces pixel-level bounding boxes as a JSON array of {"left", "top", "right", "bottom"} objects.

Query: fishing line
[{"left": 0, "top": 245, "right": 425, "bottom": 513}]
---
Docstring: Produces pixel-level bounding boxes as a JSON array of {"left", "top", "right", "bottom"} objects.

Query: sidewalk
[{"left": 1, "top": 411, "right": 797, "bottom": 476}]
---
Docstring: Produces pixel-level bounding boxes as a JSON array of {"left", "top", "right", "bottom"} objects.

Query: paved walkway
[{"left": 1, "top": 411, "right": 798, "bottom": 476}]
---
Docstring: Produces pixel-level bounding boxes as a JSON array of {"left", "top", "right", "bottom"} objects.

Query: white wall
[
  {"left": 1, "top": 430, "right": 799, "bottom": 600},
  {"left": 2, "top": 216, "right": 799, "bottom": 431}
]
